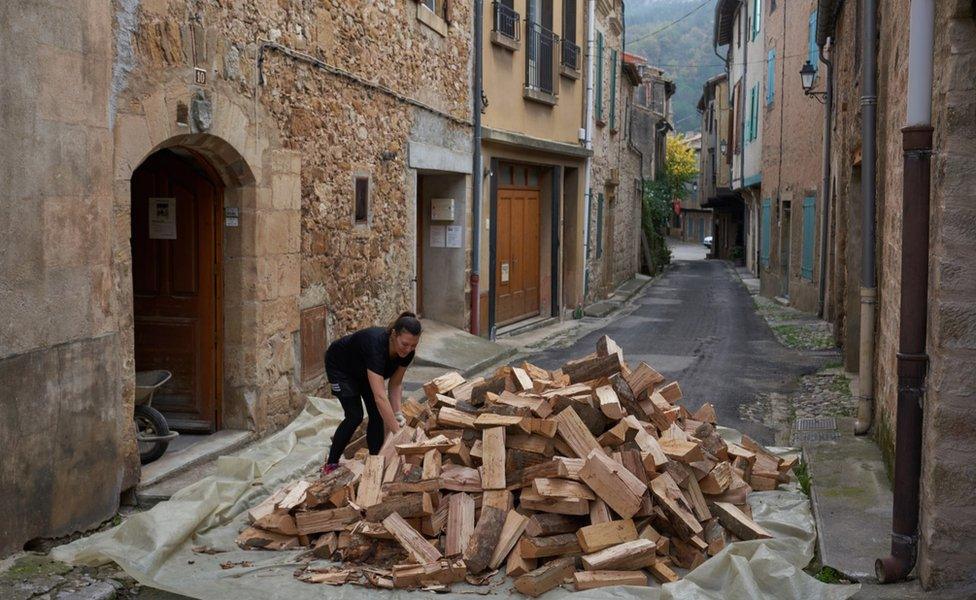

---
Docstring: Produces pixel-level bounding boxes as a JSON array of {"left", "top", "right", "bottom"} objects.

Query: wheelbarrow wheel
[{"left": 135, "top": 405, "right": 171, "bottom": 464}]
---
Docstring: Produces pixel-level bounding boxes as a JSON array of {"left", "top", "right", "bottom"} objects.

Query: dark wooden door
[
  {"left": 131, "top": 151, "right": 221, "bottom": 432},
  {"left": 496, "top": 187, "right": 541, "bottom": 325}
]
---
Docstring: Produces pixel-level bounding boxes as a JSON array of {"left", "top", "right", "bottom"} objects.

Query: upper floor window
[{"left": 421, "top": 0, "right": 448, "bottom": 20}]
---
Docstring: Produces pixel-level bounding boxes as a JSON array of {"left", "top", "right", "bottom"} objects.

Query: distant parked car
[{"left": 703, "top": 235, "right": 713, "bottom": 250}]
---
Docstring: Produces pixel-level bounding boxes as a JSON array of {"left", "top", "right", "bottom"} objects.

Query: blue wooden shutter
[
  {"left": 609, "top": 49, "right": 618, "bottom": 129},
  {"left": 808, "top": 11, "right": 818, "bottom": 74},
  {"left": 596, "top": 193, "right": 604, "bottom": 258},
  {"left": 761, "top": 198, "right": 771, "bottom": 267},
  {"left": 766, "top": 50, "right": 775, "bottom": 105},
  {"left": 596, "top": 32, "right": 604, "bottom": 121},
  {"left": 801, "top": 196, "right": 816, "bottom": 279}
]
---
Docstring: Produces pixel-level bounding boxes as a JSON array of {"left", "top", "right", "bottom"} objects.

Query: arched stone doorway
[{"left": 131, "top": 148, "right": 224, "bottom": 432}]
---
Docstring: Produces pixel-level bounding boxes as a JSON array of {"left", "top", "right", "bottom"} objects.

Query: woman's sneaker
[{"left": 321, "top": 462, "right": 340, "bottom": 476}]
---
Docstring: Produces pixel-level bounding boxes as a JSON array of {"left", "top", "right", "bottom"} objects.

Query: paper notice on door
[
  {"left": 501, "top": 262, "right": 510, "bottom": 283},
  {"left": 429, "top": 225, "right": 446, "bottom": 248},
  {"left": 149, "top": 197, "right": 177, "bottom": 239},
  {"left": 445, "top": 225, "right": 462, "bottom": 248}
]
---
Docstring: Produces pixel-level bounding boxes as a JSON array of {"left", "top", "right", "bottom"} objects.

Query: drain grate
[
  {"left": 792, "top": 430, "right": 841, "bottom": 443},
  {"left": 795, "top": 417, "right": 837, "bottom": 431}
]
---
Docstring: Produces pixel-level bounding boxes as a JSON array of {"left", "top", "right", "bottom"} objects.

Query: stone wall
[
  {"left": 828, "top": 0, "right": 976, "bottom": 588},
  {"left": 0, "top": 0, "right": 130, "bottom": 555},
  {"left": 916, "top": 0, "right": 976, "bottom": 587},
  {"left": 0, "top": 0, "right": 472, "bottom": 554},
  {"left": 586, "top": 1, "right": 629, "bottom": 301}
]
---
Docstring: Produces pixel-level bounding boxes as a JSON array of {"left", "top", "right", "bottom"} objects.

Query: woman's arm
[
  {"left": 366, "top": 369, "right": 400, "bottom": 433},
  {"left": 388, "top": 366, "right": 407, "bottom": 414}
]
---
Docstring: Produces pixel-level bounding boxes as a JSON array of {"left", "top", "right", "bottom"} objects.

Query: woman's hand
[{"left": 367, "top": 369, "right": 401, "bottom": 433}]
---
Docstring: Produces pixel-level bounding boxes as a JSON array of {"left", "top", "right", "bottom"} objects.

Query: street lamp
[
  {"left": 800, "top": 60, "right": 826, "bottom": 103},
  {"left": 720, "top": 140, "right": 728, "bottom": 156}
]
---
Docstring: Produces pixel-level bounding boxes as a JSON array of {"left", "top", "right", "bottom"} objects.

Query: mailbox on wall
[{"left": 430, "top": 198, "right": 455, "bottom": 221}]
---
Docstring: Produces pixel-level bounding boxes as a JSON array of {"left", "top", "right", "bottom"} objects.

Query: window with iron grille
[
  {"left": 560, "top": 0, "right": 580, "bottom": 71},
  {"left": 492, "top": 0, "right": 519, "bottom": 40}
]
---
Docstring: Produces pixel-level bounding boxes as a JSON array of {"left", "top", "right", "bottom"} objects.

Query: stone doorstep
[
  {"left": 496, "top": 315, "right": 559, "bottom": 338},
  {"left": 137, "top": 429, "right": 254, "bottom": 490}
]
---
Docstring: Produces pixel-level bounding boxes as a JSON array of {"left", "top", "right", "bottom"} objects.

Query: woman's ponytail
[{"left": 388, "top": 311, "right": 422, "bottom": 336}]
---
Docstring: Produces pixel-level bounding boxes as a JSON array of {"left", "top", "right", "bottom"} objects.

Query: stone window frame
[
  {"left": 352, "top": 171, "right": 372, "bottom": 229},
  {"left": 417, "top": 1, "right": 449, "bottom": 37}
]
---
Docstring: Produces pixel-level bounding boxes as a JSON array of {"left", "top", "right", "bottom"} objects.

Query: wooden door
[
  {"left": 131, "top": 151, "right": 221, "bottom": 432},
  {"left": 496, "top": 187, "right": 541, "bottom": 325}
]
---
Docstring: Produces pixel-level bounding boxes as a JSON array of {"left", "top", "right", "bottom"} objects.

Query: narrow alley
[{"left": 532, "top": 243, "right": 827, "bottom": 445}]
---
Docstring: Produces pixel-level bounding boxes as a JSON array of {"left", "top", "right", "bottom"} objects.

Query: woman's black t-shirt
[{"left": 325, "top": 327, "right": 414, "bottom": 394}]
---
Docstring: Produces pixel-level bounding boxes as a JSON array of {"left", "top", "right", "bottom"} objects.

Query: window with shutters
[
  {"left": 595, "top": 32, "right": 605, "bottom": 123},
  {"left": 761, "top": 198, "right": 771, "bottom": 267},
  {"left": 766, "top": 49, "right": 775, "bottom": 105},
  {"left": 609, "top": 49, "right": 618, "bottom": 130},
  {"left": 801, "top": 196, "right": 815, "bottom": 279}
]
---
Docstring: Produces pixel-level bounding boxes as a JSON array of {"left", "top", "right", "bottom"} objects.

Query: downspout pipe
[
  {"left": 581, "top": 0, "right": 596, "bottom": 304},
  {"left": 817, "top": 42, "right": 833, "bottom": 319},
  {"left": 470, "top": 0, "right": 484, "bottom": 335},
  {"left": 876, "top": 0, "right": 934, "bottom": 584},
  {"left": 854, "top": 0, "right": 878, "bottom": 436}
]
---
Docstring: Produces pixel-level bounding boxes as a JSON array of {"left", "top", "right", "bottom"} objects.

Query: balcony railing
[
  {"left": 525, "top": 21, "right": 558, "bottom": 96},
  {"left": 492, "top": 1, "right": 520, "bottom": 41},
  {"left": 560, "top": 39, "right": 580, "bottom": 72}
]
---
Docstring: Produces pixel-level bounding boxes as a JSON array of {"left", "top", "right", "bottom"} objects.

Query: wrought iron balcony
[
  {"left": 525, "top": 20, "right": 558, "bottom": 97},
  {"left": 492, "top": 1, "right": 520, "bottom": 41},
  {"left": 560, "top": 39, "right": 581, "bottom": 73}
]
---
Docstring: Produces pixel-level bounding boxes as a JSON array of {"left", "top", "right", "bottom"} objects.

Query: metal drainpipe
[
  {"left": 470, "top": 0, "right": 484, "bottom": 335},
  {"left": 817, "top": 43, "right": 834, "bottom": 319},
  {"left": 876, "top": 0, "right": 934, "bottom": 583},
  {"left": 581, "top": 0, "right": 596, "bottom": 304},
  {"left": 854, "top": 0, "right": 878, "bottom": 436}
]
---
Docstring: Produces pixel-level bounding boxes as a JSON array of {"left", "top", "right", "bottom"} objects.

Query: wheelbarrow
[{"left": 135, "top": 370, "right": 179, "bottom": 464}]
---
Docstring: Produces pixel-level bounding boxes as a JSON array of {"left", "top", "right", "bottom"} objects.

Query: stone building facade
[
  {"left": 697, "top": 73, "right": 730, "bottom": 257},
  {"left": 758, "top": 0, "right": 825, "bottom": 311},
  {"left": 0, "top": 0, "right": 472, "bottom": 555},
  {"left": 819, "top": 0, "right": 976, "bottom": 589},
  {"left": 585, "top": 0, "right": 636, "bottom": 302}
]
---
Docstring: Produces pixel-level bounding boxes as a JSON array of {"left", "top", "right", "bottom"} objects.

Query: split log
[
  {"left": 710, "top": 501, "right": 772, "bottom": 541},
  {"left": 382, "top": 512, "right": 442, "bottom": 564},
  {"left": 463, "top": 505, "right": 507, "bottom": 574},
  {"left": 519, "top": 533, "right": 582, "bottom": 558},
  {"left": 574, "top": 570, "right": 648, "bottom": 590},
  {"left": 581, "top": 539, "right": 657, "bottom": 570},
  {"left": 363, "top": 493, "right": 433, "bottom": 522},
  {"left": 579, "top": 449, "right": 647, "bottom": 519},
  {"left": 445, "top": 492, "right": 475, "bottom": 557},
  {"left": 513, "top": 556, "right": 576, "bottom": 598},
  {"left": 576, "top": 519, "right": 639, "bottom": 553},
  {"left": 488, "top": 510, "right": 530, "bottom": 569}
]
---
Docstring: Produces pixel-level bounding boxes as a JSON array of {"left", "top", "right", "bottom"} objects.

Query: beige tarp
[{"left": 53, "top": 397, "right": 859, "bottom": 600}]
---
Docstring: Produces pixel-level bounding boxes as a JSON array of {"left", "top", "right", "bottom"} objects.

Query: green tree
[{"left": 640, "top": 135, "right": 699, "bottom": 274}]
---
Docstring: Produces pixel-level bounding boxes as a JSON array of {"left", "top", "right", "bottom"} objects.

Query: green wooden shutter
[
  {"left": 760, "top": 198, "right": 771, "bottom": 267},
  {"left": 609, "top": 49, "right": 618, "bottom": 129},
  {"left": 801, "top": 196, "right": 816, "bottom": 279},
  {"left": 752, "top": 0, "right": 761, "bottom": 40},
  {"left": 766, "top": 49, "right": 775, "bottom": 105},
  {"left": 596, "top": 193, "right": 604, "bottom": 258},
  {"left": 596, "top": 32, "right": 604, "bottom": 121}
]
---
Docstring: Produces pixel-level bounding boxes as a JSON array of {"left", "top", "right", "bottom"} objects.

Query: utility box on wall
[{"left": 430, "top": 198, "right": 455, "bottom": 221}]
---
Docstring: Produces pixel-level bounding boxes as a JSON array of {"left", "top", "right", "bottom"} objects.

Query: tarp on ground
[{"left": 53, "top": 397, "right": 859, "bottom": 600}]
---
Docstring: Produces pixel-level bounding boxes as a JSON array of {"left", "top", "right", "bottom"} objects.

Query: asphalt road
[{"left": 532, "top": 253, "right": 824, "bottom": 445}]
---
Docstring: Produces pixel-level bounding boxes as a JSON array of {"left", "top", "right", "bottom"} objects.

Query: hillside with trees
[{"left": 625, "top": 0, "right": 723, "bottom": 134}]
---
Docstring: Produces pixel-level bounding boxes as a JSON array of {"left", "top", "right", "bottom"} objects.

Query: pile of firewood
[{"left": 235, "top": 336, "right": 796, "bottom": 595}]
